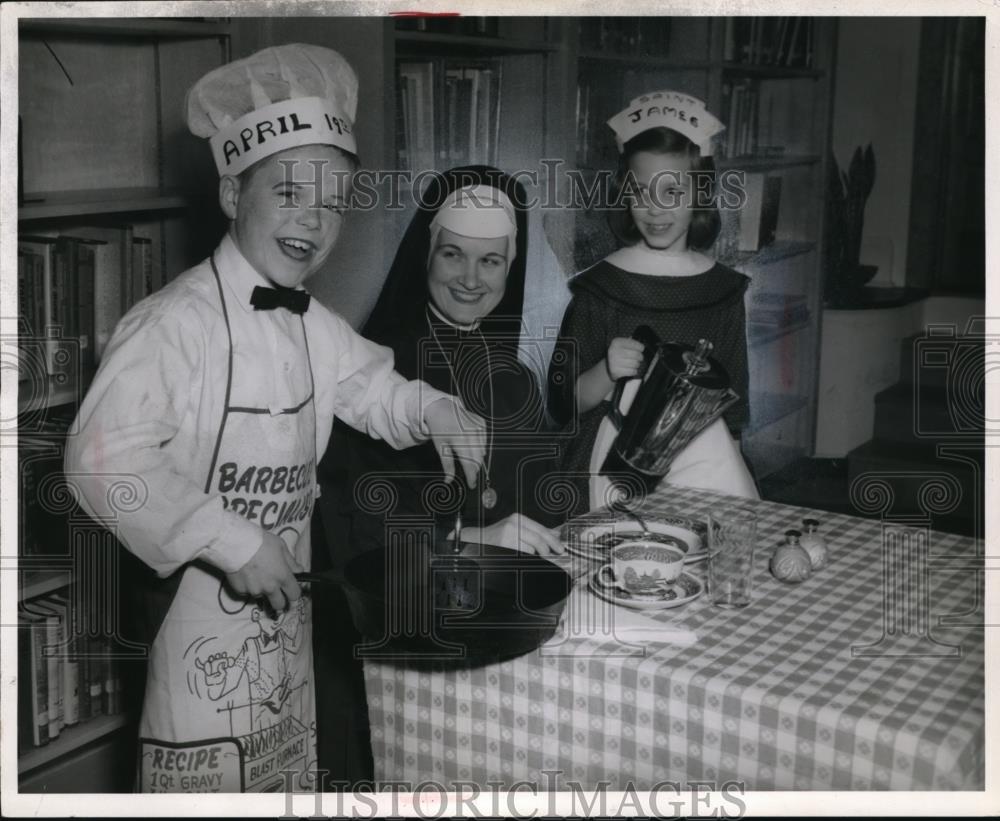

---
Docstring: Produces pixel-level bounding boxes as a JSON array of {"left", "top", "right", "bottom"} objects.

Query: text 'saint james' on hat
[{"left": 186, "top": 43, "right": 359, "bottom": 177}]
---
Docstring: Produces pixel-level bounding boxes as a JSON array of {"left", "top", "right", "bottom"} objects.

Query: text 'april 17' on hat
[{"left": 186, "top": 43, "right": 358, "bottom": 176}]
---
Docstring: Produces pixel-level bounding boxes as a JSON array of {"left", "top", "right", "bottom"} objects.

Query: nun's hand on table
[
  {"left": 225, "top": 531, "right": 304, "bottom": 613},
  {"left": 463, "top": 513, "right": 565, "bottom": 557},
  {"left": 423, "top": 396, "right": 487, "bottom": 488}
]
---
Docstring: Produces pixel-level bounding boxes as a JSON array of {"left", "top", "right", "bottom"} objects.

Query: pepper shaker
[{"left": 799, "top": 518, "right": 828, "bottom": 570}]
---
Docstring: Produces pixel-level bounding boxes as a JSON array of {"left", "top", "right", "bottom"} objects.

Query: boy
[{"left": 63, "top": 44, "right": 484, "bottom": 793}]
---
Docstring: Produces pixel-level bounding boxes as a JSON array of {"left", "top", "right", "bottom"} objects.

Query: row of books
[
  {"left": 720, "top": 79, "right": 765, "bottom": 159},
  {"left": 17, "top": 225, "right": 162, "bottom": 374},
  {"left": 18, "top": 591, "right": 124, "bottom": 752},
  {"left": 579, "top": 17, "right": 672, "bottom": 55},
  {"left": 723, "top": 17, "right": 816, "bottom": 68},
  {"left": 575, "top": 72, "right": 621, "bottom": 170},
  {"left": 397, "top": 60, "right": 503, "bottom": 172}
]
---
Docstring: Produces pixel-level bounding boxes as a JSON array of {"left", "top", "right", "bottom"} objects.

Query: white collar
[
  {"left": 605, "top": 244, "right": 714, "bottom": 277},
  {"left": 427, "top": 301, "right": 481, "bottom": 333},
  {"left": 215, "top": 232, "right": 311, "bottom": 314}
]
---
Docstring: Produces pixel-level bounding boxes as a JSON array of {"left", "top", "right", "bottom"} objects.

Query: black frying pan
[{"left": 298, "top": 539, "right": 571, "bottom": 669}]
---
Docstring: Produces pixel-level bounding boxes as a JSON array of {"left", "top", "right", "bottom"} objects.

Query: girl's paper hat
[
  {"left": 608, "top": 90, "right": 725, "bottom": 157},
  {"left": 186, "top": 43, "right": 358, "bottom": 176}
]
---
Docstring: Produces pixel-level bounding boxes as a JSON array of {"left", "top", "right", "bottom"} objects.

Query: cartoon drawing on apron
[{"left": 138, "top": 256, "right": 318, "bottom": 793}]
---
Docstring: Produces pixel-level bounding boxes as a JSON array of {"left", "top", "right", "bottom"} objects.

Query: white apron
[
  {"left": 588, "top": 377, "right": 759, "bottom": 511},
  {"left": 137, "top": 256, "right": 318, "bottom": 793}
]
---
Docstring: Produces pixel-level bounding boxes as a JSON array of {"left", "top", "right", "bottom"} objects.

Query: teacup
[{"left": 596, "top": 541, "right": 685, "bottom": 596}]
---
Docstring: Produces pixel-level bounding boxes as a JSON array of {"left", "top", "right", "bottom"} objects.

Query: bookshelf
[
  {"left": 18, "top": 715, "right": 130, "bottom": 774},
  {"left": 16, "top": 17, "right": 232, "bottom": 792},
  {"left": 395, "top": 30, "right": 557, "bottom": 54},
  {"left": 19, "top": 570, "right": 73, "bottom": 601},
  {"left": 18, "top": 189, "right": 191, "bottom": 221}
]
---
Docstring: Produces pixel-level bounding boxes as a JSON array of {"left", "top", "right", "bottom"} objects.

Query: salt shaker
[
  {"left": 770, "top": 529, "right": 812, "bottom": 583},
  {"left": 799, "top": 518, "right": 828, "bottom": 570}
]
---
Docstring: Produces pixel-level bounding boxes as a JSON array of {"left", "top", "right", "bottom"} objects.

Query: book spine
[
  {"left": 32, "top": 617, "right": 50, "bottom": 746},
  {"left": 132, "top": 237, "right": 152, "bottom": 303},
  {"left": 110, "top": 655, "right": 121, "bottom": 715},
  {"left": 40, "top": 244, "right": 57, "bottom": 373},
  {"left": 53, "top": 238, "right": 73, "bottom": 351},
  {"left": 19, "top": 616, "right": 33, "bottom": 752},
  {"left": 17, "top": 251, "right": 29, "bottom": 334},
  {"left": 47, "top": 594, "right": 79, "bottom": 726},
  {"left": 43, "top": 613, "right": 63, "bottom": 737},
  {"left": 76, "top": 241, "right": 96, "bottom": 371},
  {"left": 77, "top": 640, "right": 92, "bottom": 722},
  {"left": 32, "top": 252, "right": 45, "bottom": 339},
  {"left": 395, "top": 76, "right": 408, "bottom": 171},
  {"left": 88, "top": 636, "right": 105, "bottom": 716},
  {"left": 102, "top": 638, "right": 115, "bottom": 716}
]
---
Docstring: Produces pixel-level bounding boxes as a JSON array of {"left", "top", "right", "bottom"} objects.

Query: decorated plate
[
  {"left": 563, "top": 517, "right": 706, "bottom": 564},
  {"left": 588, "top": 568, "right": 704, "bottom": 611}
]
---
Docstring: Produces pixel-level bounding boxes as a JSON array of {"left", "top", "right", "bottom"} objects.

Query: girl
[{"left": 548, "top": 90, "right": 759, "bottom": 516}]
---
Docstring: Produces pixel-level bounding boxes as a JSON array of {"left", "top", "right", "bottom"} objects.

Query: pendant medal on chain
[{"left": 427, "top": 308, "right": 497, "bottom": 512}]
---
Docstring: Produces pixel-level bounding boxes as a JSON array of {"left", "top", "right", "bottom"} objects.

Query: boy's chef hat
[
  {"left": 186, "top": 43, "right": 358, "bottom": 176},
  {"left": 608, "top": 90, "right": 725, "bottom": 157},
  {"left": 427, "top": 184, "right": 518, "bottom": 271}
]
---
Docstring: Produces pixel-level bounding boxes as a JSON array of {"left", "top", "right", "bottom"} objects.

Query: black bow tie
[{"left": 250, "top": 285, "right": 311, "bottom": 315}]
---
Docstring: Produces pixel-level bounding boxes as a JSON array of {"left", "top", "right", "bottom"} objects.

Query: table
[{"left": 362, "top": 486, "right": 984, "bottom": 790}]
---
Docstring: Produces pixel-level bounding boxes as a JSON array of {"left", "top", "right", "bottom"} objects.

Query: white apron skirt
[
  {"left": 588, "top": 377, "right": 759, "bottom": 511},
  {"left": 136, "top": 257, "right": 319, "bottom": 793}
]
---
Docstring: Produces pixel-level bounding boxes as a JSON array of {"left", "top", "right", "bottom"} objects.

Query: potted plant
[{"left": 824, "top": 144, "right": 876, "bottom": 307}]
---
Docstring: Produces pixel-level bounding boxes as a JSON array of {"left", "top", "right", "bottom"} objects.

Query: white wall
[
  {"left": 814, "top": 295, "right": 984, "bottom": 457},
  {"left": 814, "top": 301, "right": 923, "bottom": 457},
  {"left": 831, "top": 18, "right": 921, "bottom": 287},
  {"left": 813, "top": 19, "right": 924, "bottom": 457}
]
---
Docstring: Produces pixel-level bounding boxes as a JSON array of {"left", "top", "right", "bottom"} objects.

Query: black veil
[{"left": 362, "top": 165, "right": 530, "bottom": 369}]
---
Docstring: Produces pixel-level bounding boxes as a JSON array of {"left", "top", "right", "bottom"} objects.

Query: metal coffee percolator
[{"left": 600, "top": 326, "right": 740, "bottom": 488}]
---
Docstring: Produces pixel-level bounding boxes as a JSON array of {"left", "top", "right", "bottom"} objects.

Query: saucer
[
  {"left": 565, "top": 518, "right": 706, "bottom": 564},
  {"left": 588, "top": 568, "right": 704, "bottom": 611}
]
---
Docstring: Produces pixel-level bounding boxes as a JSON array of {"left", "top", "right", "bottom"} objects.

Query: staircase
[{"left": 845, "top": 332, "right": 984, "bottom": 536}]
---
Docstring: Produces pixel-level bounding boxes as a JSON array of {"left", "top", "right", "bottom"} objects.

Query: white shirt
[{"left": 64, "top": 234, "right": 447, "bottom": 577}]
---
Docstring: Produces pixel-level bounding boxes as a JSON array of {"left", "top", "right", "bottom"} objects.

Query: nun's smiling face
[
  {"left": 222, "top": 144, "right": 354, "bottom": 288},
  {"left": 428, "top": 228, "right": 509, "bottom": 325}
]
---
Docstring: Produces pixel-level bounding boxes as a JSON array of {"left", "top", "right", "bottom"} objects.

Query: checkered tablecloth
[{"left": 362, "top": 486, "right": 984, "bottom": 790}]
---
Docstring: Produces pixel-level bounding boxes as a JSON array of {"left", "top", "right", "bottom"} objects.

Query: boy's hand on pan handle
[
  {"left": 423, "top": 396, "right": 487, "bottom": 488},
  {"left": 605, "top": 337, "right": 645, "bottom": 381},
  {"left": 226, "top": 531, "right": 304, "bottom": 612}
]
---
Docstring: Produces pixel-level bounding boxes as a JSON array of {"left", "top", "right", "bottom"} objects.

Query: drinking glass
[{"left": 706, "top": 508, "right": 758, "bottom": 608}]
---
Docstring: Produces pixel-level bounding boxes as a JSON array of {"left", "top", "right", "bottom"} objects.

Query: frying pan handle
[
  {"left": 607, "top": 325, "right": 661, "bottom": 430},
  {"left": 294, "top": 571, "right": 342, "bottom": 587}
]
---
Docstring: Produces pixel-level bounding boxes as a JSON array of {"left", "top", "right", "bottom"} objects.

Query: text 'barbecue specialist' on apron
[{"left": 138, "top": 256, "right": 319, "bottom": 794}]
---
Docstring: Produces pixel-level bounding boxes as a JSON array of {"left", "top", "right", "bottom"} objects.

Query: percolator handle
[{"left": 607, "top": 325, "right": 661, "bottom": 431}]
